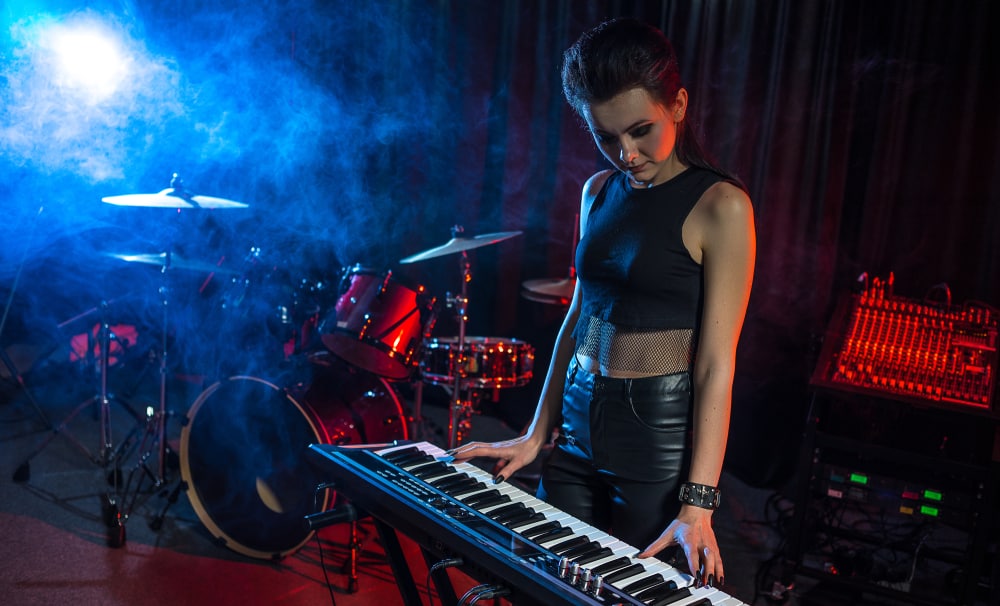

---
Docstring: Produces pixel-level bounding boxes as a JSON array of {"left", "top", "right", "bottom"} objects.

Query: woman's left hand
[{"left": 636, "top": 505, "right": 723, "bottom": 588}]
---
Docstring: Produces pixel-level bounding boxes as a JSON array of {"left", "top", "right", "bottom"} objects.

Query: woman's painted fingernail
[
  {"left": 707, "top": 574, "right": 715, "bottom": 588},
  {"left": 718, "top": 576, "right": 725, "bottom": 587},
  {"left": 492, "top": 475, "right": 505, "bottom": 484}
]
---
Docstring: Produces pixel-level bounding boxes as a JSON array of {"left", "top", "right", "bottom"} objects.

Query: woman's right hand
[{"left": 447, "top": 433, "right": 546, "bottom": 483}]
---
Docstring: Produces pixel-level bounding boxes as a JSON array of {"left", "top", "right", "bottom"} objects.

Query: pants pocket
[{"left": 594, "top": 375, "right": 691, "bottom": 481}]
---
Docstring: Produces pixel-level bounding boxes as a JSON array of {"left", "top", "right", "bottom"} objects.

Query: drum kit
[{"left": 11, "top": 176, "right": 580, "bottom": 560}]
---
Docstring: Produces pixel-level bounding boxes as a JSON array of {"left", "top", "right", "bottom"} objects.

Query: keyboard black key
[
  {"left": 410, "top": 462, "right": 456, "bottom": 481},
  {"left": 590, "top": 556, "right": 632, "bottom": 576},
  {"left": 485, "top": 502, "right": 527, "bottom": 521},
  {"left": 406, "top": 461, "right": 447, "bottom": 475},
  {"left": 546, "top": 535, "right": 589, "bottom": 555},
  {"left": 520, "top": 521, "right": 561, "bottom": 540},
  {"left": 560, "top": 541, "right": 603, "bottom": 560},
  {"left": 466, "top": 491, "right": 510, "bottom": 509},
  {"left": 647, "top": 586, "right": 692, "bottom": 606},
  {"left": 381, "top": 446, "right": 422, "bottom": 462},
  {"left": 621, "top": 573, "right": 664, "bottom": 594},
  {"left": 575, "top": 546, "right": 614, "bottom": 565},
  {"left": 633, "top": 580, "right": 680, "bottom": 602},
  {"left": 504, "top": 512, "right": 546, "bottom": 529},
  {"left": 392, "top": 453, "right": 435, "bottom": 466},
  {"left": 532, "top": 525, "right": 575, "bottom": 544},
  {"left": 429, "top": 474, "right": 473, "bottom": 490},
  {"left": 601, "top": 563, "right": 646, "bottom": 584},
  {"left": 457, "top": 488, "right": 497, "bottom": 504},
  {"left": 442, "top": 482, "right": 488, "bottom": 497}
]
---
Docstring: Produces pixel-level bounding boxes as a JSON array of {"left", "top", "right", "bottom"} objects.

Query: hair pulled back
[{"left": 562, "top": 18, "right": 743, "bottom": 188}]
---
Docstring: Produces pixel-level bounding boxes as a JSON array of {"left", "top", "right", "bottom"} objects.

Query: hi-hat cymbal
[
  {"left": 521, "top": 289, "right": 572, "bottom": 306},
  {"left": 106, "top": 252, "right": 238, "bottom": 274},
  {"left": 400, "top": 230, "right": 522, "bottom": 264},
  {"left": 522, "top": 276, "right": 576, "bottom": 300},
  {"left": 102, "top": 188, "right": 248, "bottom": 209}
]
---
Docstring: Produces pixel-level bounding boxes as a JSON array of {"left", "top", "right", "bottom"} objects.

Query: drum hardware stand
[
  {"left": 13, "top": 302, "right": 144, "bottom": 485},
  {"left": 0, "top": 346, "right": 51, "bottom": 432},
  {"left": 110, "top": 261, "right": 179, "bottom": 544},
  {"left": 408, "top": 297, "right": 442, "bottom": 442},
  {"left": 447, "top": 249, "right": 473, "bottom": 450},
  {"left": 398, "top": 224, "right": 522, "bottom": 449}
]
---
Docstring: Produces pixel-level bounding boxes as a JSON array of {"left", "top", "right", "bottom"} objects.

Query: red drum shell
[{"left": 320, "top": 266, "right": 430, "bottom": 380}]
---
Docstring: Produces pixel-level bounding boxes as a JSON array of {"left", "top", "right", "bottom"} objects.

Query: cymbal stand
[
  {"left": 13, "top": 302, "right": 143, "bottom": 491},
  {"left": 446, "top": 251, "right": 473, "bottom": 450},
  {"left": 114, "top": 257, "right": 177, "bottom": 539}
]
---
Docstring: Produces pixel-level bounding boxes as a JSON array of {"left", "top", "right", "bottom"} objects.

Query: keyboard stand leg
[
  {"left": 372, "top": 518, "right": 425, "bottom": 606},
  {"left": 343, "top": 520, "right": 360, "bottom": 593},
  {"left": 420, "top": 547, "right": 459, "bottom": 605}
]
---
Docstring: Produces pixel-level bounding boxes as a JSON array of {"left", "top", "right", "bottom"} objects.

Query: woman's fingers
[
  {"left": 685, "top": 543, "right": 724, "bottom": 588},
  {"left": 446, "top": 439, "right": 534, "bottom": 482}
]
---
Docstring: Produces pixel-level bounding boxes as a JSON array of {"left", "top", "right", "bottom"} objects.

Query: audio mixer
[{"left": 811, "top": 276, "right": 998, "bottom": 413}]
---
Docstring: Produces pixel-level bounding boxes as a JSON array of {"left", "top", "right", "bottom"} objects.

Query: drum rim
[
  {"left": 322, "top": 330, "right": 419, "bottom": 380},
  {"left": 339, "top": 263, "right": 427, "bottom": 293},
  {"left": 424, "top": 336, "right": 532, "bottom": 347},
  {"left": 179, "top": 375, "right": 330, "bottom": 560}
]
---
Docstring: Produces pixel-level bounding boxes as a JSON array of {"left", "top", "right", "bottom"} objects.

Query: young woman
[{"left": 450, "top": 18, "right": 755, "bottom": 589}]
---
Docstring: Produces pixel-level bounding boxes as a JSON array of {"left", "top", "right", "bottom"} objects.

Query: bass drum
[{"left": 180, "top": 360, "right": 408, "bottom": 559}]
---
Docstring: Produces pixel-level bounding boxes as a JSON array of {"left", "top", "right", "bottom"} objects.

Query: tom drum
[{"left": 320, "top": 265, "right": 432, "bottom": 380}]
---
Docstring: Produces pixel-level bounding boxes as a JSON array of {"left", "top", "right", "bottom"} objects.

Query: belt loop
[
  {"left": 624, "top": 378, "right": 633, "bottom": 399},
  {"left": 568, "top": 357, "right": 579, "bottom": 384}
]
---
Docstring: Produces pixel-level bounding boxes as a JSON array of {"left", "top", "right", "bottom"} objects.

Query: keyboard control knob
[
  {"left": 557, "top": 557, "right": 571, "bottom": 578},
  {"left": 569, "top": 562, "right": 582, "bottom": 585},
  {"left": 589, "top": 574, "right": 604, "bottom": 597}
]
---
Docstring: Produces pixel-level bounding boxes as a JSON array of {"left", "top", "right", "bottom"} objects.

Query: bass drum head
[{"left": 180, "top": 364, "right": 407, "bottom": 559}]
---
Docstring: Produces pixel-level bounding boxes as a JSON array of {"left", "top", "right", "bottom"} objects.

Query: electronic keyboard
[{"left": 307, "top": 440, "right": 748, "bottom": 606}]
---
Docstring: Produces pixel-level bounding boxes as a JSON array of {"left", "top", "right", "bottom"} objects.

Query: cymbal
[
  {"left": 522, "top": 276, "right": 576, "bottom": 299},
  {"left": 102, "top": 188, "right": 248, "bottom": 209},
  {"left": 106, "top": 252, "right": 238, "bottom": 275},
  {"left": 521, "top": 289, "right": 571, "bottom": 306},
  {"left": 400, "top": 230, "right": 522, "bottom": 264}
]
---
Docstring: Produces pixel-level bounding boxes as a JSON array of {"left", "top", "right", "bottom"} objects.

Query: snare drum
[
  {"left": 319, "top": 265, "right": 432, "bottom": 380},
  {"left": 180, "top": 360, "right": 407, "bottom": 559},
  {"left": 420, "top": 336, "right": 535, "bottom": 389}
]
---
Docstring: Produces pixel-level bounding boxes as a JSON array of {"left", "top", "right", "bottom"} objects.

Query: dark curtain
[
  {"left": 3, "top": 0, "right": 998, "bottom": 487},
  {"left": 402, "top": 0, "right": 1000, "bottom": 486}
]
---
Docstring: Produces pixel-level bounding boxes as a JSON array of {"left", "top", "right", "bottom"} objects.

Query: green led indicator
[
  {"left": 849, "top": 473, "right": 869, "bottom": 485},
  {"left": 920, "top": 505, "right": 939, "bottom": 517},
  {"left": 923, "top": 489, "right": 943, "bottom": 502}
]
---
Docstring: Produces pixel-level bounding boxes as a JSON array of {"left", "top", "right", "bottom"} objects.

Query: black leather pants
[{"left": 537, "top": 360, "right": 693, "bottom": 550}]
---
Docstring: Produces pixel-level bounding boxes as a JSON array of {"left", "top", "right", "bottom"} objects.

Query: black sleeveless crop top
[{"left": 574, "top": 167, "right": 722, "bottom": 336}]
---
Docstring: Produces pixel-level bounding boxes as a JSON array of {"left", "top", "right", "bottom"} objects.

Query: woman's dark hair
[{"left": 562, "top": 18, "right": 744, "bottom": 189}]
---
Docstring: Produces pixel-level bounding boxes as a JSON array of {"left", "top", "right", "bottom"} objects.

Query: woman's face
[{"left": 583, "top": 87, "right": 687, "bottom": 187}]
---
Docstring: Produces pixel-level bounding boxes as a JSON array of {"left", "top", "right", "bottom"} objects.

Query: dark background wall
[{"left": 3, "top": 0, "right": 998, "bottom": 489}]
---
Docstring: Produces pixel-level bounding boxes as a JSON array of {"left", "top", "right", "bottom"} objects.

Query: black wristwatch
[{"left": 678, "top": 482, "right": 722, "bottom": 510}]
